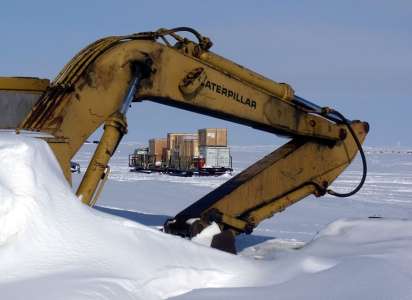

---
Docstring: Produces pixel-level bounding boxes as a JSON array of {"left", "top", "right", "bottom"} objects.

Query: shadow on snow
[{"left": 94, "top": 205, "right": 275, "bottom": 250}]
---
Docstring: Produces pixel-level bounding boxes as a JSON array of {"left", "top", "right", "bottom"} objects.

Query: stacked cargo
[
  {"left": 167, "top": 133, "right": 193, "bottom": 151},
  {"left": 198, "top": 128, "right": 231, "bottom": 168},
  {"left": 167, "top": 133, "right": 198, "bottom": 169},
  {"left": 177, "top": 134, "right": 199, "bottom": 158},
  {"left": 167, "top": 133, "right": 188, "bottom": 169},
  {"left": 130, "top": 128, "right": 232, "bottom": 176},
  {"left": 199, "top": 147, "right": 231, "bottom": 168},
  {"left": 161, "top": 148, "right": 171, "bottom": 167},
  {"left": 198, "top": 128, "right": 227, "bottom": 147},
  {"left": 177, "top": 134, "right": 199, "bottom": 170},
  {"left": 149, "top": 138, "right": 167, "bottom": 166}
]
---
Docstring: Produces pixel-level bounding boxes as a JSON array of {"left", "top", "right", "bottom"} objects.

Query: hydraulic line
[
  {"left": 293, "top": 95, "right": 368, "bottom": 197},
  {"left": 154, "top": 27, "right": 213, "bottom": 50},
  {"left": 324, "top": 109, "right": 368, "bottom": 197}
]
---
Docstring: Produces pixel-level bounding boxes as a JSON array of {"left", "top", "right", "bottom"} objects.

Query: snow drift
[
  {"left": 0, "top": 134, "right": 261, "bottom": 299},
  {"left": 176, "top": 218, "right": 412, "bottom": 299},
  {"left": 1, "top": 134, "right": 412, "bottom": 300}
]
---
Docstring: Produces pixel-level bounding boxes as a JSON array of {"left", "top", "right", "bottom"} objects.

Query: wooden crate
[
  {"left": 198, "top": 128, "right": 227, "bottom": 146},
  {"left": 148, "top": 138, "right": 167, "bottom": 157}
]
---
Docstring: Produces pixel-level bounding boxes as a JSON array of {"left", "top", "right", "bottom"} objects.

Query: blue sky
[{"left": 1, "top": 1, "right": 411, "bottom": 146}]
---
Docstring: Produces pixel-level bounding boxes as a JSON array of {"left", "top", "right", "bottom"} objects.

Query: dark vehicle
[{"left": 70, "top": 161, "right": 81, "bottom": 173}]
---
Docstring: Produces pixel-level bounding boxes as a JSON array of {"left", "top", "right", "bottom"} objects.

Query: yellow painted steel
[
  {"left": 199, "top": 52, "right": 295, "bottom": 101},
  {"left": 76, "top": 112, "right": 127, "bottom": 205},
  {"left": 16, "top": 28, "right": 368, "bottom": 230},
  {"left": 206, "top": 122, "right": 368, "bottom": 229},
  {"left": 0, "top": 77, "right": 49, "bottom": 92},
  {"left": 212, "top": 123, "right": 365, "bottom": 218}
]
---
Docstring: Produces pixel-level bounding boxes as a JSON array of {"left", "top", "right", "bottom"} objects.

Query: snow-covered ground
[
  {"left": 73, "top": 142, "right": 412, "bottom": 244},
  {"left": 1, "top": 135, "right": 412, "bottom": 299}
]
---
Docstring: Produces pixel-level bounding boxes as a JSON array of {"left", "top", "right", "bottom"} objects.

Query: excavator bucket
[{"left": 210, "top": 230, "right": 237, "bottom": 254}]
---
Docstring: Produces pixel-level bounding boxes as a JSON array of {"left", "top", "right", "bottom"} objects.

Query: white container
[{"left": 199, "top": 146, "right": 231, "bottom": 168}]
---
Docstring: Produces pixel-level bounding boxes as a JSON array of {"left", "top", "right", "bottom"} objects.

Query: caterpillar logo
[
  {"left": 201, "top": 80, "right": 257, "bottom": 110},
  {"left": 179, "top": 68, "right": 257, "bottom": 110}
]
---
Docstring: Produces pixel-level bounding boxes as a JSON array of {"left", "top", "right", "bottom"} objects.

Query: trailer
[
  {"left": 128, "top": 147, "right": 162, "bottom": 173},
  {"left": 129, "top": 129, "right": 233, "bottom": 177},
  {"left": 129, "top": 152, "right": 232, "bottom": 176}
]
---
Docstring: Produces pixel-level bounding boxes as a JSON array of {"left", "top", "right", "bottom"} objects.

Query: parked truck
[{"left": 129, "top": 128, "right": 232, "bottom": 176}]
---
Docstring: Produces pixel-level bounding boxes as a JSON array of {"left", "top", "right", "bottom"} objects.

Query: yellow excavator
[{"left": 0, "top": 27, "right": 368, "bottom": 253}]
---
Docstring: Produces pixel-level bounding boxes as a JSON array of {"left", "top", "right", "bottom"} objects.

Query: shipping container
[
  {"left": 199, "top": 146, "right": 231, "bottom": 168},
  {"left": 198, "top": 128, "right": 227, "bottom": 146}
]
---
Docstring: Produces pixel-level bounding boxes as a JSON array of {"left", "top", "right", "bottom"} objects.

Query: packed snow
[{"left": 1, "top": 134, "right": 412, "bottom": 299}]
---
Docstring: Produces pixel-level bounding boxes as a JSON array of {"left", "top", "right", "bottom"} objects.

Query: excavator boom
[{"left": 13, "top": 27, "right": 368, "bottom": 252}]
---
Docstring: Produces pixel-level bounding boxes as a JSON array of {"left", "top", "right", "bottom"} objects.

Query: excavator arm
[{"left": 19, "top": 28, "right": 369, "bottom": 252}]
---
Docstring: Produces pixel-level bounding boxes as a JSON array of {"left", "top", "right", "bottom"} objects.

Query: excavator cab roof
[{"left": 0, "top": 77, "right": 49, "bottom": 93}]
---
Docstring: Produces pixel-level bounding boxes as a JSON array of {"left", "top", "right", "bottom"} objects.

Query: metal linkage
[{"left": 294, "top": 95, "right": 369, "bottom": 198}]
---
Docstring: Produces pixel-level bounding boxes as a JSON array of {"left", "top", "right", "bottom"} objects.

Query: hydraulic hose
[
  {"left": 323, "top": 109, "right": 368, "bottom": 197},
  {"left": 293, "top": 96, "right": 368, "bottom": 198}
]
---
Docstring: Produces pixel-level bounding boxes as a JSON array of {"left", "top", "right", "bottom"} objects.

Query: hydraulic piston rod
[{"left": 76, "top": 66, "right": 142, "bottom": 205}]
